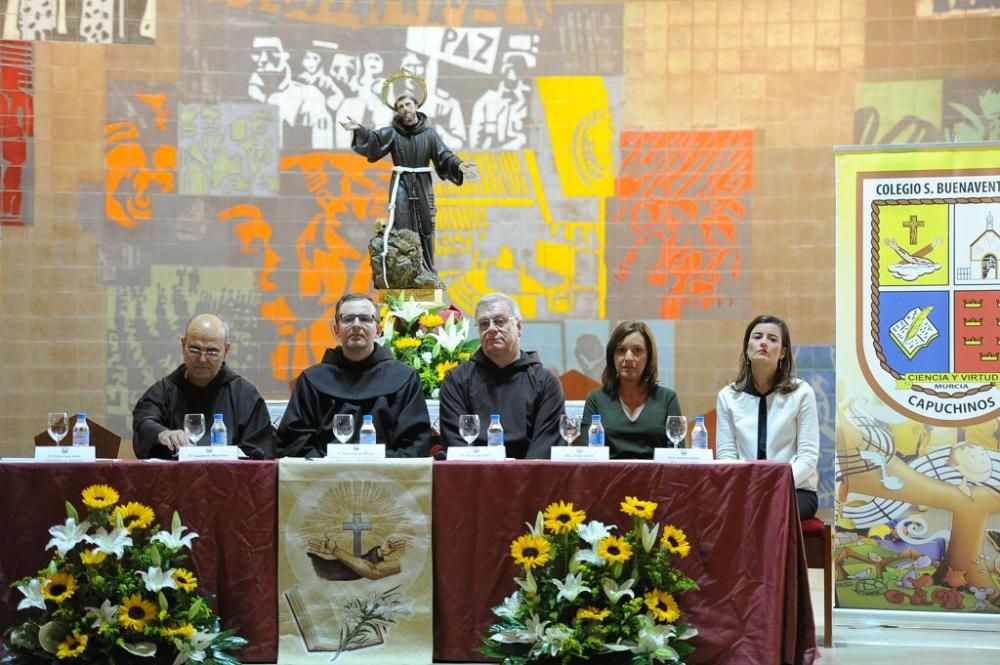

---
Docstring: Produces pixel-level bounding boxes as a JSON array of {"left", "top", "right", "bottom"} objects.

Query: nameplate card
[
  {"left": 178, "top": 446, "right": 242, "bottom": 461},
  {"left": 550, "top": 446, "right": 611, "bottom": 462},
  {"left": 654, "top": 448, "right": 714, "bottom": 463},
  {"left": 326, "top": 444, "right": 386, "bottom": 461},
  {"left": 447, "top": 445, "right": 506, "bottom": 461},
  {"left": 35, "top": 446, "right": 97, "bottom": 463}
]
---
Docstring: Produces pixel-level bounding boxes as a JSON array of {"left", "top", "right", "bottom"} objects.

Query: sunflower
[
  {"left": 597, "top": 535, "right": 633, "bottom": 564},
  {"left": 644, "top": 589, "right": 681, "bottom": 623},
  {"left": 119, "top": 595, "right": 157, "bottom": 631},
  {"left": 510, "top": 534, "right": 552, "bottom": 570},
  {"left": 419, "top": 313, "right": 444, "bottom": 329},
  {"left": 620, "top": 496, "right": 658, "bottom": 520},
  {"left": 42, "top": 572, "right": 77, "bottom": 603},
  {"left": 660, "top": 524, "right": 691, "bottom": 558},
  {"left": 575, "top": 606, "right": 610, "bottom": 622},
  {"left": 55, "top": 631, "right": 88, "bottom": 659},
  {"left": 80, "top": 548, "right": 107, "bottom": 566},
  {"left": 161, "top": 623, "right": 196, "bottom": 639},
  {"left": 81, "top": 484, "right": 119, "bottom": 509},
  {"left": 436, "top": 360, "right": 459, "bottom": 382},
  {"left": 393, "top": 337, "right": 421, "bottom": 350},
  {"left": 543, "top": 500, "right": 586, "bottom": 535},
  {"left": 112, "top": 501, "right": 155, "bottom": 532},
  {"left": 172, "top": 568, "right": 198, "bottom": 592}
]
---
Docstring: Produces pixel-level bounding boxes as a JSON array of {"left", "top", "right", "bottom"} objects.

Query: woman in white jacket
[{"left": 716, "top": 314, "right": 819, "bottom": 519}]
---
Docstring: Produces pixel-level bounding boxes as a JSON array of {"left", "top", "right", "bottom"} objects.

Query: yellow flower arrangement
[
  {"left": 380, "top": 293, "right": 480, "bottom": 398},
  {"left": 4, "top": 484, "right": 246, "bottom": 663},
  {"left": 481, "top": 497, "right": 699, "bottom": 664}
]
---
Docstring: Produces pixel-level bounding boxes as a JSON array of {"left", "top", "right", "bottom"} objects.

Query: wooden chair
[
  {"left": 35, "top": 415, "right": 122, "bottom": 459},
  {"left": 800, "top": 517, "right": 833, "bottom": 647}
]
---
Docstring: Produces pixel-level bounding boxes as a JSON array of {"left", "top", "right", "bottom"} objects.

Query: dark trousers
[{"left": 796, "top": 488, "right": 818, "bottom": 519}]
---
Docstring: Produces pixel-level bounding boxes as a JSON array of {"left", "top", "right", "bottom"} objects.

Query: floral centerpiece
[
  {"left": 480, "top": 496, "right": 699, "bottom": 665},
  {"left": 3, "top": 484, "right": 246, "bottom": 664},
  {"left": 380, "top": 293, "right": 480, "bottom": 398}
]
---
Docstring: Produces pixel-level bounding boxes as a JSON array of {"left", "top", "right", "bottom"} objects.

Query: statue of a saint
[{"left": 340, "top": 69, "right": 478, "bottom": 287}]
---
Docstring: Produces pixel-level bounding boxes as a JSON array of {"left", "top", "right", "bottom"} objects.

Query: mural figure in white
[
  {"left": 469, "top": 38, "right": 537, "bottom": 149},
  {"left": 249, "top": 36, "right": 333, "bottom": 149}
]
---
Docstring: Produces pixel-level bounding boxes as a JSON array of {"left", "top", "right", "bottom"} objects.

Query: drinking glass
[
  {"left": 47, "top": 412, "right": 69, "bottom": 445},
  {"left": 333, "top": 414, "right": 354, "bottom": 444},
  {"left": 666, "top": 415, "right": 688, "bottom": 448},
  {"left": 183, "top": 413, "right": 206, "bottom": 446},
  {"left": 559, "top": 414, "right": 581, "bottom": 445},
  {"left": 458, "top": 414, "right": 480, "bottom": 445}
]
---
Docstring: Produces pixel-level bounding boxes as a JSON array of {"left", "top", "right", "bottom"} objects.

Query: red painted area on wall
[
  {"left": 612, "top": 129, "right": 754, "bottom": 319},
  {"left": 0, "top": 41, "right": 33, "bottom": 226}
]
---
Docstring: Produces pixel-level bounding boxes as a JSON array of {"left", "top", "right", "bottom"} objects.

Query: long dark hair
[
  {"left": 601, "top": 321, "right": 659, "bottom": 400},
  {"left": 731, "top": 314, "right": 798, "bottom": 394}
]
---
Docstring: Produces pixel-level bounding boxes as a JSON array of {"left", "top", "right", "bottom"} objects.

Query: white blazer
[{"left": 715, "top": 379, "right": 819, "bottom": 492}]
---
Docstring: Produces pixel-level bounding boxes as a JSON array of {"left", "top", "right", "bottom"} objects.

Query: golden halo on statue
[{"left": 381, "top": 68, "right": 428, "bottom": 110}]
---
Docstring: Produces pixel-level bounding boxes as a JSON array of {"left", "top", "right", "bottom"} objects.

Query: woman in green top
[{"left": 581, "top": 321, "right": 683, "bottom": 459}]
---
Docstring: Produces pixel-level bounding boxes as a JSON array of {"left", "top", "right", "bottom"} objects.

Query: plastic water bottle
[
  {"left": 691, "top": 416, "right": 709, "bottom": 450},
  {"left": 72, "top": 413, "right": 90, "bottom": 447},
  {"left": 588, "top": 414, "right": 605, "bottom": 447},
  {"left": 487, "top": 414, "right": 504, "bottom": 446},
  {"left": 359, "top": 415, "right": 376, "bottom": 445},
  {"left": 210, "top": 413, "right": 227, "bottom": 446}
]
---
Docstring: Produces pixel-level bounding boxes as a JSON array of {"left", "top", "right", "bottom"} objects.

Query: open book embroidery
[
  {"left": 889, "top": 306, "right": 939, "bottom": 359},
  {"left": 285, "top": 585, "right": 386, "bottom": 653}
]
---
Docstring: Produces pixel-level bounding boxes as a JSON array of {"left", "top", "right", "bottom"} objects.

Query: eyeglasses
[
  {"left": 476, "top": 316, "right": 514, "bottom": 332},
  {"left": 338, "top": 313, "right": 377, "bottom": 325},
  {"left": 185, "top": 345, "right": 222, "bottom": 359}
]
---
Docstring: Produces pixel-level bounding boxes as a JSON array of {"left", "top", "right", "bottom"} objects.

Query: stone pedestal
[{"left": 374, "top": 288, "right": 444, "bottom": 306}]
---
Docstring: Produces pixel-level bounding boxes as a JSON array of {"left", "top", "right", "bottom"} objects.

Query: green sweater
[{"left": 581, "top": 386, "right": 682, "bottom": 459}]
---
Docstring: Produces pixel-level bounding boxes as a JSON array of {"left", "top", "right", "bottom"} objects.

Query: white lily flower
[
  {"left": 641, "top": 522, "right": 661, "bottom": 553},
  {"left": 16, "top": 579, "right": 46, "bottom": 611},
  {"left": 46, "top": 518, "right": 91, "bottom": 557},
  {"left": 514, "top": 568, "right": 537, "bottom": 594},
  {"left": 151, "top": 524, "right": 198, "bottom": 550},
  {"left": 576, "top": 520, "right": 614, "bottom": 547},
  {"left": 600, "top": 641, "right": 634, "bottom": 652},
  {"left": 171, "top": 629, "right": 219, "bottom": 665},
  {"left": 494, "top": 592, "right": 522, "bottom": 619},
  {"left": 85, "top": 599, "right": 118, "bottom": 629},
  {"left": 541, "top": 624, "right": 574, "bottom": 656},
  {"left": 421, "top": 351, "right": 432, "bottom": 363},
  {"left": 525, "top": 511, "right": 545, "bottom": 537},
  {"left": 572, "top": 547, "right": 606, "bottom": 568},
  {"left": 431, "top": 316, "right": 471, "bottom": 353},
  {"left": 634, "top": 624, "right": 679, "bottom": 659},
  {"left": 86, "top": 526, "right": 133, "bottom": 559},
  {"left": 551, "top": 572, "right": 592, "bottom": 602},
  {"left": 120, "top": 641, "right": 157, "bottom": 657},
  {"left": 389, "top": 298, "right": 426, "bottom": 325},
  {"left": 139, "top": 566, "right": 177, "bottom": 592},
  {"left": 602, "top": 577, "right": 636, "bottom": 604}
]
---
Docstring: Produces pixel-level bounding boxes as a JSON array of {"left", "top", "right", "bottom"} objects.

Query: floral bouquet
[
  {"left": 3, "top": 484, "right": 246, "bottom": 664},
  {"left": 480, "top": 496, "right": 699, "bottom": 665},
  {"left": 380, "top": 293, "right": 480, "bottom": 398}
]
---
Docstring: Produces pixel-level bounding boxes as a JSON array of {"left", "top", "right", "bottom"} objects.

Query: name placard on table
[
  {"left": 653, "top": 448, "right": 714, "bottom": 463},
  {"left": 34, "top": 446, "right": 97, "bottom": 463},
  {"left": 178, "top": 446, "right": 243, "bottom": 461},
  {"left": 447, "top": 445, "right": 506, "bottom": 461},
  {"left": 326, "top": 444, "right": 387, "bottom": 461},
  {"left": 550, "top": 446, "right": 611, "bottom": 462}
]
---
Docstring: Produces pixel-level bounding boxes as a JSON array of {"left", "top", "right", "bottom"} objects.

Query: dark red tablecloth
[
  {"left": 431, "top": 460, "right": 818, "bottom": 665},
  {"left": 1, "top": 460, "right": 816, "bottom": 665},
  {"left": 0, "top": 460, "right": 278, "bottom": 663}
]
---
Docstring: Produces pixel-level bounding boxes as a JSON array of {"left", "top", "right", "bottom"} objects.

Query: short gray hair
[{"left": 475, "top": 292, "right": 522, "bottom": 320}]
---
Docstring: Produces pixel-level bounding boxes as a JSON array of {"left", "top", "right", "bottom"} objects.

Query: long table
[{"left": 0, "top": 460, "right": 817, "bottom": 665}]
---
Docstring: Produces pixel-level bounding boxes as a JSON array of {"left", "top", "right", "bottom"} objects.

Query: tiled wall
[{"left": 1, "top": 1, "right": 998, "bottom": 493}]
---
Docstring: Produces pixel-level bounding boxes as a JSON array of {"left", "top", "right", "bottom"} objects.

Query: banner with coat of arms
[
  {"left": 836, "top": 144, "right": 1000, "bottom": 613},
  {"left": 277, "top": 458, "right": 434, "bottom": 664}
]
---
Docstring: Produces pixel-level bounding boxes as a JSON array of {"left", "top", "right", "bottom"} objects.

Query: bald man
[{"left": 132, "top": 314, "right": 274, "bottom": 459}]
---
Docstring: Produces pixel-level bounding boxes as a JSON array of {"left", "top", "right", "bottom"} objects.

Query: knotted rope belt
[{"left": 380, "top": 165, "right": 433, "bottom": 289}]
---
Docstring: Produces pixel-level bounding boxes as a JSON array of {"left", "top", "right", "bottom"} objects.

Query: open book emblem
[{"left": 859, "top": 191, "right": 1000, "bottom": 426}]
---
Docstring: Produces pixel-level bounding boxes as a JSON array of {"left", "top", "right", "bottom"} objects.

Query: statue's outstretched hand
[
  {"left": 339, "top": 116, "right": 361, "bottom": 131},
  {"left": 459, "top": 161, "right": 479, "bottom": 181}
]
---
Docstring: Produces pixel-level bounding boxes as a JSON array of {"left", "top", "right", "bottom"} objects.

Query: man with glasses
[
  {"left": 277, "top": 293, "right": 431, "bottom": 457},
  {"left": 132, "top": 313, "right": 274, "bottom": 459},
  {"left": 438, "top": 292, "right": 564, "bottom": 458}
]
